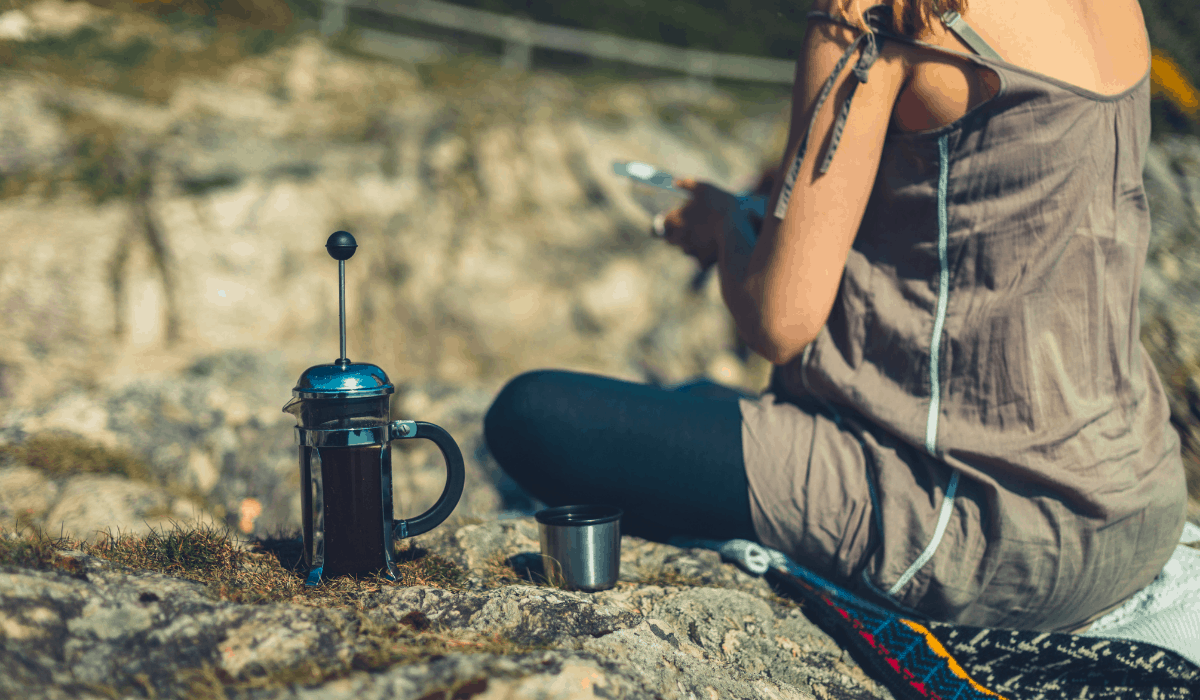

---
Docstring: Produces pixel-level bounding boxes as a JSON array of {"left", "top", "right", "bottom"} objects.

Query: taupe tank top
[{"left": 770, "top": 5, "right": 1186, "bottom": 627}]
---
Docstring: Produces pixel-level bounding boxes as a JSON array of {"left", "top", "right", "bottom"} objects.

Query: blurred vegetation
[
  {"left": 1141, "top": 0, "right": 1200, "bottom": 137},
  {"left": 0, "top": 431, "right": 153, "bottom": 481},
  {"left": 0, "top": 432, "right": 226, "bottom": 520},
  {"left": 0, "top": 0, "right": 1193, "bottom": 134},
  {"left": 439, "top": 0, "right": 1200, "bottom": 136},
  {"left": 0, "top": 0, "right": 316, "bottom": 100}
]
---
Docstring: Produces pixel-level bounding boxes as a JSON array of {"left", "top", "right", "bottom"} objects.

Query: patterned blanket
[{"left": 671, "top": 534, "right": 1200, "bottom": 699}]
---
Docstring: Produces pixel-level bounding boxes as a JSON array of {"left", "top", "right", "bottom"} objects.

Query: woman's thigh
[{"left": 483, "top": 369, "right": 759, "bottom": 542}]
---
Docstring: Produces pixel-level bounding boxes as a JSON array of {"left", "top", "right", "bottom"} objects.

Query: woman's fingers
[
  {"left": 659, "top": 178, "right": 726, "bottom": 266},
  {"left": 658, "top": 205, "right": 685, "bottom": 246}
]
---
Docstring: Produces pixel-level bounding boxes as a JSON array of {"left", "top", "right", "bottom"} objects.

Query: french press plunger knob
[{"left": 282, "top": 231, "right": 466, "bottom": 585}]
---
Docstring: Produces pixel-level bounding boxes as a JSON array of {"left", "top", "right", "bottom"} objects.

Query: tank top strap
[
  {"left": 938, "top": 11, "right": 1003, "bottom": 62},
  {"left": 774, "top": 4, "right": 1000, "bottom": 220}
]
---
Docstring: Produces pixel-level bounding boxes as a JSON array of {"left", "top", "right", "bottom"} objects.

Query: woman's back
[
  {"left": 757, "top": 0, "right": 1187, "bottom": 631},
  {"left": 890, "top": 0, "right": 1151, "bottom": 133}
]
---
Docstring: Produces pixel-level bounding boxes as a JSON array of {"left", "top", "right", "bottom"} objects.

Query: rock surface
[{"left": 0, "top": 518, "right": 895, "bottom": 700}]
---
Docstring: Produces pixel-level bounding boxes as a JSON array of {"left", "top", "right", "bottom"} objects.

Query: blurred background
[{"left": 0, "top": 0, "right": 1196, "bottom": 543}]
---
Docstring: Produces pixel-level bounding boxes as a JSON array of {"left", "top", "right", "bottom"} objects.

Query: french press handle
[{"left": 388, "top": 420, "right": 465, "bottom": 539}]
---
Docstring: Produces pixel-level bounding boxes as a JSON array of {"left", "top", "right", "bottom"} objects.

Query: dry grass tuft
[
  {"left": 0, "top": 527, "right": 75, "bottom": 571},
  {"left": 90, "top": 520, "right": 242, "bottom": 576},
  {"left": 0, "top": 520, "right": 472, "bottom": 607},
  {"left": 392, "top": 543, "right": 468, "bottom": 590}
]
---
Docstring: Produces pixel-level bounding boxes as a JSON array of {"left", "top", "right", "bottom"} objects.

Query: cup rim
[{"left": 535, "top": 504, "right": 623, "bottom": 526}]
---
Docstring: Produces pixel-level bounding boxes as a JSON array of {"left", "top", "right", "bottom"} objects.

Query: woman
[{"left": 483, "top": 0, "right": 1187, "bottom": 633}]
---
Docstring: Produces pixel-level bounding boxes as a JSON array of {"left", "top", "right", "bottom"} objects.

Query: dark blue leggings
[{"left": 482, "top": 369, "right": 760, "bottom": 543}]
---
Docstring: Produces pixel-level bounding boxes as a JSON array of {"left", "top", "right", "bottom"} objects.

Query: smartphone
[
  {"left": 612, "top": 160, "right": 683, "bottom": 193},
  {"left": 613, "top": 160, "right": 763, "bottom": 246}
]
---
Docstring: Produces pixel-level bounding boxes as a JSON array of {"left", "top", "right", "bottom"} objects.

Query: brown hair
[{"left": 830, "top": 0, "right": 970, "bottom": 38}]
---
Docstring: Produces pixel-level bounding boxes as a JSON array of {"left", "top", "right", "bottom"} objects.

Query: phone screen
[{"left": 612, "top": 161, "right": 682, "bottom": 193}]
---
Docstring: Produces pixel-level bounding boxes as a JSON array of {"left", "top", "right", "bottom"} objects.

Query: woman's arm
[{"left": 718, "top": 4, "right": 909, "bottom": 365}]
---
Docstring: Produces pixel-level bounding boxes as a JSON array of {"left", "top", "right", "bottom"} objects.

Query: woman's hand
[{"left": 657, "top": 178, "right": 740, "bottom": 269}]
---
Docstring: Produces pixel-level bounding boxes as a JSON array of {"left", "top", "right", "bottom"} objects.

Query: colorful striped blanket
[{"left": 671, "top": 528, "right": 1200, "bottom": 700}]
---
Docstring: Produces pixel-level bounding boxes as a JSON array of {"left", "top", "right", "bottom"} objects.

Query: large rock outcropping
[{"left": 1, "top": 518, "right": 895, "bottom": 700}]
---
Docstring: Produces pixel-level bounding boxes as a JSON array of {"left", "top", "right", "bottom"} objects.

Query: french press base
[{"left": 283, "top": 231, "right": 466, "bottom": 586}]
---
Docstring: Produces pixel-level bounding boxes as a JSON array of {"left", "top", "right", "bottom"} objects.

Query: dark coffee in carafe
[
  {"left": 317, "top": 446, "right": 387, "bottom": 576},
  {"left": 300, "top": 446, "right": 389, "bottom": 577}
]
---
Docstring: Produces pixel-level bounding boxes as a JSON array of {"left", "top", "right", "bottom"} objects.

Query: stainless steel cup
[{"left": 535, "top": 505, "right": 622, "bottom": 591}]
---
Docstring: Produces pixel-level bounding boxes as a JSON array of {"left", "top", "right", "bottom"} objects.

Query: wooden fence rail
[{"left": 320, "top": 0, "right": 797, "bottom": 84}]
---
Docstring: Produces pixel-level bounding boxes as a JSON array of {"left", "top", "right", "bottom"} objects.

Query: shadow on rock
[
  {"left": 250, "top": 530, "right": 306, "bottom": 574},
  {"left": 503, "top": 550, "right": 548, "bottom": 584}
]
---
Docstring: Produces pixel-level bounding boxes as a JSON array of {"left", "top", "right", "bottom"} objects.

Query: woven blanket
[{"left": 670, "top": 526, "right": 1200, "bottom": 700}]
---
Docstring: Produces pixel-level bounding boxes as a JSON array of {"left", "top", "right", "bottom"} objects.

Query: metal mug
[{"left": 536, "top": 504, "right": 622, "bottom": 591}]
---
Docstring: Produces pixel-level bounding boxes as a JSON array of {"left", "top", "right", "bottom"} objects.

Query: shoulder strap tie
[{"left": 774, "top": 8, "right": 888, "bottom": 220}]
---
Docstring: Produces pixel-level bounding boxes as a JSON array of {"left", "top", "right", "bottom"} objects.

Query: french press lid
[
  {"left": 288, "top": 231, "right": 394, "bottom": 400},
  {"left": 292, "top": 363, "right": 394, "bottom": 399}
]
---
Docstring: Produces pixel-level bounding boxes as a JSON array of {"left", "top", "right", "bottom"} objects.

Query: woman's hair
[{"left": 830, "top": 0, "right": 969, "bottom": 38}]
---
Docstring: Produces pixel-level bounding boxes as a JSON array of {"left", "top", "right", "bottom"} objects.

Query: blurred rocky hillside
[
  {"left": 0, "top": 0, "right": 1196, "bottom": 544},
  {"left": 0, "top": 0, "right": 786, "bottom": 539}
]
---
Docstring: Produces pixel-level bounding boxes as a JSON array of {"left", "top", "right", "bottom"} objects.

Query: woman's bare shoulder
[
  {"left": 938, "top": 0, "right": 1150, "bottom": 95},
  {"left": 888, "top": 0, "right": 1150, "bottom": 132}
]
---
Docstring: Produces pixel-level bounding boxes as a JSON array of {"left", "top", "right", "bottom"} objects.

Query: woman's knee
[
  {"left": 486, "top": 369, "right": 558, "bottom": 422},
  {"left": 483, "top": 369, "right": 566, "bottom": 459}
]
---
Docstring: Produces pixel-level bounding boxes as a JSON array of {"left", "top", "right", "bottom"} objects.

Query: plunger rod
[
  {"left": 339, "top": 259, "right": 347, "bottom": 363},
  {"left": 325, "top": 230, "right": 357, "bottom": 365}
]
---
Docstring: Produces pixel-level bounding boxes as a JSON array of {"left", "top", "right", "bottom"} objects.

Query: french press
[{"left": 283, "top": 231, "right": 465, "bottom": 586}]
